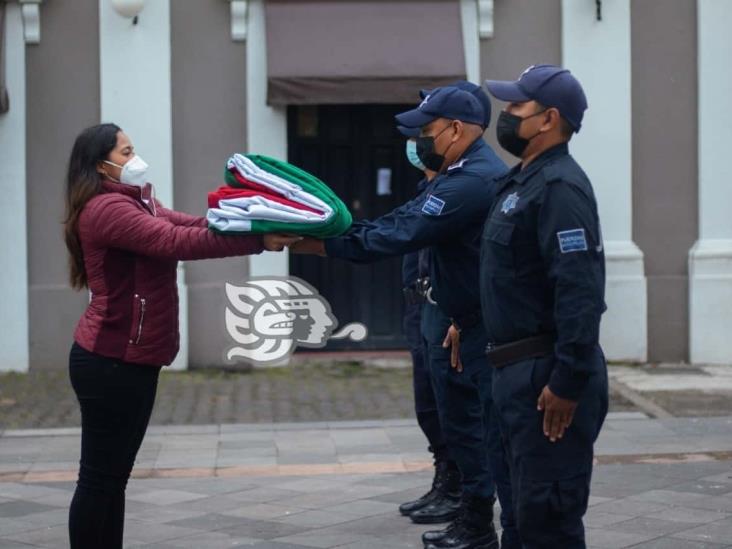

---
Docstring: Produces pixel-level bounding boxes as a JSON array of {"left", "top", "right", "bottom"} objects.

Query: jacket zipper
[{"left": 134, "top": 296, "right": 146, "bottom": 344}]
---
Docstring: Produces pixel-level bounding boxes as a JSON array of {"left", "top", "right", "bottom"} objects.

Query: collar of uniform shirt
[
  {"left": 511, "top": 141, "right": 569, "bottom": 186},
  {"left": 437, "top": 137, "right": 483, "bottom": 178}
]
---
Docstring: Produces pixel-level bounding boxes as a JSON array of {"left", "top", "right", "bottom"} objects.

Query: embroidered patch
[
  {"left": 557, "top": 229, "right": 588, "bottom": 253},
  {"left": 422, "top": 194, "right": 446, "bottom": 216},
  {"left": 447, "top": 158, "right": 468, "bottom": 171},
  {"left": 500, "top": 192, "right": 519, "bottom": 214}
]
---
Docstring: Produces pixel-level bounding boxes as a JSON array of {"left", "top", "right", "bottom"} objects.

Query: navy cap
[
  {"left": 397, "top": 125, "right": 421, "bottom": 138},
  {"left": 420, "top": 80, "right": 491, "bottom": 128},
  {"left": 484, "top": 64, "right": 587, "bottom": 131},
  {"left": 395, "top": 86, "right": 485, "bottom": 130}
]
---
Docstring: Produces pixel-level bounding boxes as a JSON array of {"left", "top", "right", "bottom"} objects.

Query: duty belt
[
  {"left": 415, "top": 277, "right": 437, "bottom": 305},
  {"left": 486, "top": 333, "right": 555, "bottom": 368},
  {"left": 402, "top": 286, "right": 424, "bottom": 306}
]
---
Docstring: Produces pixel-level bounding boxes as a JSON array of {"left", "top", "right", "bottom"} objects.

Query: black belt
[
  {"left": 403, "top": 277, "right": 436, "bottom": 306},
  {"left": 450, "top": 310, "right": 482, "bottom": 332},
  {"left": 486, "top": 334, "right": 555, "bottom": 368}
]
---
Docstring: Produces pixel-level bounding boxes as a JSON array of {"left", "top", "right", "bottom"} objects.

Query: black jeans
[{"left": 68, "top": 342, "right": 161, "bottom": 549}]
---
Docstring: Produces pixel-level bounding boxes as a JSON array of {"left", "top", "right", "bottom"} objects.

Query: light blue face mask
[{"left": 405, "top": 139, "right": 426, "bottom": 171}]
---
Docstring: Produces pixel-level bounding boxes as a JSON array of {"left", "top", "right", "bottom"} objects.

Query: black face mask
[
  {"left": 496, "top": 110, "right": 546, "bottom": 157},
  {"left": 416, "top": 123, "right": 454, "bottom": 172}
]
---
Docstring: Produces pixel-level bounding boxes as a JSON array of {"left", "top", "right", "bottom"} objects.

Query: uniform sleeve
[
  {"left": 86, "top": 196, "right": 264, "bottom": 261},
  {"left": 537, "top": 181, "right": 605, "bottom": 400},
  {"left": 325, "top": 175, "right": 489, "bottom": 264}
]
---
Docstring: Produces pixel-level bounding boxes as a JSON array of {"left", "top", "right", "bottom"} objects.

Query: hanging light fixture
[{"left": 111, "top": 0, "right": 145, "bottom": 24}]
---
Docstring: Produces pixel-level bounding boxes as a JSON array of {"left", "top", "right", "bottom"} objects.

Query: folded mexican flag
[{"left": 206, "top": 154, "right": 352, "bottom": 238}]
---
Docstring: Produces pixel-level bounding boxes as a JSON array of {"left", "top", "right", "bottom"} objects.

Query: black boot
[
  {"left": 421, "top": 512, "right": 464, "bottom": 545},
  {"left": 409, "top": 466, "right": 462, "bottom": 524},
  {"left": 399, "top": 460, "right": 450, "bottom": 516},
  {"left": 424, "top": 494, "right": 499, "bottom": 549}
]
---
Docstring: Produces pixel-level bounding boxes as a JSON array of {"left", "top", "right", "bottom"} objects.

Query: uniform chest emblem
[{"left": 500, "top": 192, "right": 519, "bottom": 214}]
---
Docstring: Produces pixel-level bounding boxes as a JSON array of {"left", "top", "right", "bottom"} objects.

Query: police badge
[{"left": 501, "top": 192, "right": 519, "bottom": 214}]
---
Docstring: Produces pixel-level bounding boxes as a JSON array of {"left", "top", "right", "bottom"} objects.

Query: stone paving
[
  {"left": 2, "top": 415, "right": 732, "bottom": 548},
  {"left": 0, "top": 360, "right": 637, "bottom": 429}
]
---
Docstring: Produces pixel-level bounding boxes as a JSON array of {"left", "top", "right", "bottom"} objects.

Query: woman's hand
[
  {"left": 442, "top": 324, "right": 462, "bottom": 372},
  {"left": 263, "top": 233, "right": 303, "bottom": 252}
]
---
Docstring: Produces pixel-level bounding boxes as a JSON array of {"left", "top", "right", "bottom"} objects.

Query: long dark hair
[{"left": 63, "top": 123, "right": 121, "bottom": 290}]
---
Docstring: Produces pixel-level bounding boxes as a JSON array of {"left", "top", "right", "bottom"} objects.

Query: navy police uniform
[
  {"left": 325, "top": 109, "right": 507, "bottom": 503},
  {"left": 482, "top": 67, "right": 609, "bottom": 548},
  {"left": 401, "top": 179, "right": 447, "bottom": 462}
]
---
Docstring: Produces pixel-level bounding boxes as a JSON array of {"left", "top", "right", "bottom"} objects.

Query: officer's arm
[
  {"left": 325, "top": 179, "right": 480, "bottom": 264},
  {"left": 537, "top": 181, "right": 605, "bottom": 401}
]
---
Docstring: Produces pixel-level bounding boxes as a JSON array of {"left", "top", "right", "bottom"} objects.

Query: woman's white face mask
[{"left": 104, "top": 155, "right": 149, "bottom": 187}]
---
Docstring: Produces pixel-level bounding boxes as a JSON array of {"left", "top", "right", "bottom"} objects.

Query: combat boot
[
  {"left": 424, "top": 494, "right": 498, "bottom": 549},
  {"left": 409, "top": 466, "right": 461, "bottom": 524}
]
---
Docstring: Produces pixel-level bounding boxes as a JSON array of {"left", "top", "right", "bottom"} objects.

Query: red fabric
[
  {"left": 208, "top": 185, "right": 323, "bottom": 214},
  {"left": 73, "top": 180, "right": 264, "bottom": 367},
  {"left": 228, "top": 168, "right": 276, "bottom": 195}
]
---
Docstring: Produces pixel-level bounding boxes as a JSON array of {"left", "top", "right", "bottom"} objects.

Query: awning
[
  {"left": 265, "top": 0, "right": 466, "bottom": 105},
  {"left": 0, "top": 2, "right": 9, "bottom": 114}
]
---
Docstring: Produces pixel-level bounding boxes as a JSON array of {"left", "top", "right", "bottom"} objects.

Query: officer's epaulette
[
  {"left": 446, "top": 158, "right": 468, "bottom": 172},
  {"left": 540, "top": 157, "right": 570, "bottom": 185}
]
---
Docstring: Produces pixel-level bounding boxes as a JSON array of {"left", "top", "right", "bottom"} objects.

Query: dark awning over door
[{"left": 265, "top": 0, "right": 466, "bottom": 105}]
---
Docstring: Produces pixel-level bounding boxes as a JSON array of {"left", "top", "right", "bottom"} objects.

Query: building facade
[{"left": 0, "top": 0, "right": 729, "bottom": 371}]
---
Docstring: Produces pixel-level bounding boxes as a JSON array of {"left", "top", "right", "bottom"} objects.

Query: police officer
[
  {"left": 398, "top": 163, "right": 463, "bottom": 523},
  {"left": 291, "top": 85, "right": 514, "bottom": 549},
  {"left": 400, "top": 84, "right": 519, "bottom": 549},
  {"left": 480, "top": 65, "right": 608, "bottom": 548},
  {"left": 400, "top": 81, "right": 504, "bottom": 531}
]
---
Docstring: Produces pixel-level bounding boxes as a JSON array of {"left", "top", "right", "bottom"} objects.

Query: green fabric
[{"left": 221, "top": 154, "right": 352, "bottom": 238}]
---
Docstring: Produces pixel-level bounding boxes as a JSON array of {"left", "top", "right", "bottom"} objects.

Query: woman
[{"left": 63, "top": 123, "right": 298, "bottom": 548}]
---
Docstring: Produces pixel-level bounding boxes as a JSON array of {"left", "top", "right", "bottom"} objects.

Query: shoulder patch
[
  {"left": 422, "top": 194, "right": 446, "bottom": 216},
  {"left": 557, "top": 229, "right": 588, "bottom": 253}
]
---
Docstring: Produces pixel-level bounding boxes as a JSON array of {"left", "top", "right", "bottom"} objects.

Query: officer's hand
[
  {"left": 263, "top": 233, "right": 303, "bottom": 252},
  {"left": 288, "top": 237, "right": 327, "bottom": 256},
  {"left": 537, "top": 386, "right": 577, "bottom": 443},
  {"left": 442, "top": 325, "right": 463, "bottom": 373}
]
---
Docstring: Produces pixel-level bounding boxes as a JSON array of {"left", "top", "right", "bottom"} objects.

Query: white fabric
[
  {"left": 207, "top": 195, "right": 329, "bottom": 227},
  {"left": 227, "top": 155, "right": 333, "bottom": 215},
  {"left": 206, "top": 215, "right": 253, "bottom": 232}
]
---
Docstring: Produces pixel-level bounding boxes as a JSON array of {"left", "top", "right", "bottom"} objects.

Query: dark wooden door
[{"left": 288, "top": 104, "right": 422, "bottom": 350}]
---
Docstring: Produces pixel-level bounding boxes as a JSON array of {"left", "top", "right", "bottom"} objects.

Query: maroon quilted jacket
[{"left": 73, "top": 180, "right": 264, "bottom": 366}]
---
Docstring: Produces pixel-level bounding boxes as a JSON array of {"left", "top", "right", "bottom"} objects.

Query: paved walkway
[{"left": 1, "top": 414, "right": 732, "bottom": 548}]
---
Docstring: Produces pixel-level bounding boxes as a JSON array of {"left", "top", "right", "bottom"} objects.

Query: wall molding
[
  {"left": 17, "top": 0, "right": 42, "bottom": 44},
  {"left": 478, "top": 0, "right": 494, "bottom": 39},
  {"left": 228, "top": 0, "right": 248, "bottom": 42}
]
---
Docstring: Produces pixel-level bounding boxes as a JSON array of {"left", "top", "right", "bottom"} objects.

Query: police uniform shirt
[
  {"left": 401, "top": 177, "right": 431, "bottom": 288},
  {"left": 480, "top": 142, "right": 606, "bottom": 399},
  {"left": 326, "top": 138, "right": 507, "bottom": 319}
]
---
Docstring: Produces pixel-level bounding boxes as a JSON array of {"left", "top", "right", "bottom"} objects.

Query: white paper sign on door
[{"left": 376, "top": 168, "right": 392, "bottom": 196}]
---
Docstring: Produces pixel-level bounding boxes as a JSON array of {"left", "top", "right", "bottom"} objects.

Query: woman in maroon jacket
[{"left": 63, "top": 123, "right": 298, "bottom": 549}]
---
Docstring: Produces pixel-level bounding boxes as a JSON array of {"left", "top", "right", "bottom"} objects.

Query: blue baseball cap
[
  {"left": 395, "top": 86, "right": 485, "bottom": 131},
  {"left": 420, "top": 80, "right": 491, "bottom": 128},
  {"left": 484, "top": 64, "right": 587, "bottom": 132},
  {"left": 397, "top": 125, "right": 421, "bottom": 138}
]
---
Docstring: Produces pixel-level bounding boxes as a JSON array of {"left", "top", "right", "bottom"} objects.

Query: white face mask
[{"left": 104, "top": 155, "right": 149, "bottom": 187}]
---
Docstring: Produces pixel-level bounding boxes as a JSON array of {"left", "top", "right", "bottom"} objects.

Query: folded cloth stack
[{"left": 206, "top": 154, "right": 352, "bottom": 238}]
